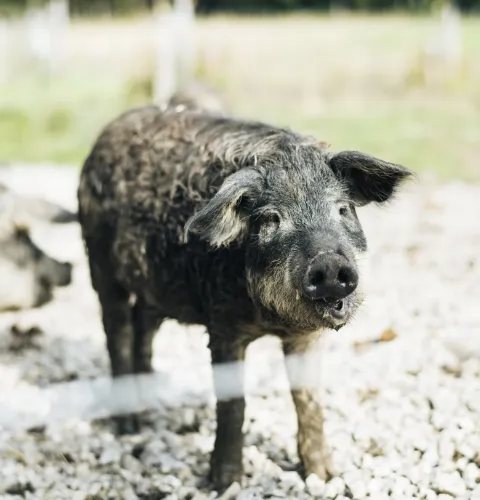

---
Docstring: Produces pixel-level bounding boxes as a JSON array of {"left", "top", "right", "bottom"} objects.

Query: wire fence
[{"left": 0, "top": 350, "right": 324, "bottom": 433}]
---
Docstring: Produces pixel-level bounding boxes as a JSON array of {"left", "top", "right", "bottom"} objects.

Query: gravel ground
[{"left": 0, "top": 165, "right": 479, "bottom": 500}]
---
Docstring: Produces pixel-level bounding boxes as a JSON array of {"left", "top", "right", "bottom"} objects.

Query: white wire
[{"left": 0, "top": 351, "right": 323, "bottom": 433}]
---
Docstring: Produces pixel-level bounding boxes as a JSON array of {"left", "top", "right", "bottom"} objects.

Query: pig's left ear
[{"left": 328, "top": 151, "right": 415, "bottom": 206}]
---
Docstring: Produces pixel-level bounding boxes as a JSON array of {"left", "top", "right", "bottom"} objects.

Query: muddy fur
[{"left": 78, "top": 103, "right": 413, "bottom": 491}]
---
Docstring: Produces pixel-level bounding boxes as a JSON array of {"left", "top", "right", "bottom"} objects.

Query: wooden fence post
[
  {"left": 24, "top": 0, "right": 69, "bottom": 76},
  {"left": 0, "top": 19, "right": 8, "bottom": 83},
  {"left": 153, "top": 1, "right": 177, "bottom": 105},
  {"left": 423, "top": 2, "right": 463, "bottom": 86},
  {"left": 47, "top": 0, "right": 69, "bottom": 74},
  {"left": 173, "top": 0, "right": 196, "bottom": 88},
  {"left": 153, "top": 0, "right": 197, "bottom": 105}
]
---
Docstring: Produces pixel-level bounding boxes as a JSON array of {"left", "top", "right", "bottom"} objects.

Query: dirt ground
[{"left": 0, "top": 165, "right": 479, "bottom": 500}]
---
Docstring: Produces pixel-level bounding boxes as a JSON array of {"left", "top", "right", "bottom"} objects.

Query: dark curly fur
[{"left": 78, "top": 97, "right": 413, "bottom": 491}]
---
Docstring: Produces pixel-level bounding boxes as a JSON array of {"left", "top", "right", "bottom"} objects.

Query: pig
[
  {"left": 0, "top": 224, "right": 72, "bottom": 311},
  {"left": 77, "top": 104, "right": 413, "bottom": 492},
  {"left": 0, "top": 182, "right": 77, "bottom": 224},
  {"left": 0, "top": 184, "right": 74, "bottom": 311},
  {"left": 164, "top": 81, "right": 229, "bottom": 116}
]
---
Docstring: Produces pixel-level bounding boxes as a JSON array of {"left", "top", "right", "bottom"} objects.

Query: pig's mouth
[
  {"left": 324, "top": 297, "right": 347, "bottom": 319},
  {"left": 317, "top": 296, "right": 351, "bottom": 326}
]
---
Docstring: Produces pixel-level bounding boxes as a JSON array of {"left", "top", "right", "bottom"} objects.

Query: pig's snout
[
  {"left": 55, "top": 261, "right": 73, "bottom": 287},
  {"left": 302, "top": 252, "right": 358, "bottom": 301},
  {"left": 38, "top": 257, "right": 73, "bottom": 288}
]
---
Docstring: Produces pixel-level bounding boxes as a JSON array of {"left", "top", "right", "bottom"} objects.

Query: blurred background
[{"left": 0, "top": 0, "right": 478, "bottom": 181}]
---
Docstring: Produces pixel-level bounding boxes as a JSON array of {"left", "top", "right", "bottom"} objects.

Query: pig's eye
[
  {"left": 339, "top": 205, "right": 349, "bottom": 216},
  {"left": 260, "top": 212, "right": 281, "bottom": 239},
  {"left": 265, "top": 212, "right": 280, "bottom": 223},
  {"left": 263, "top": 212, "right": 280, "bottom": 228}
]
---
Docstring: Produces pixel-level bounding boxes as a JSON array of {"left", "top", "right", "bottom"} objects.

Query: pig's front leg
[
  {"left": 282, "top": 338, "right": 336, "bottom": 480},
  {"left": 208, "top": 335, "right": 247, "bottom": 493}
]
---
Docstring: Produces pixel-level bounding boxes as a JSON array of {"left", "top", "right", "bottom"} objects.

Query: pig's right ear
[{"left": 184, "top": 168, "right": 263, "bottom": 248}]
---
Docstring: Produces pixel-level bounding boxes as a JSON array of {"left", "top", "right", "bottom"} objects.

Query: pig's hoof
[
  {"left": 208, "top": 465, "right": 242, "bottom": 494},
  {"left": 114, "top": 414, "right": 140, "bottom": 435}
]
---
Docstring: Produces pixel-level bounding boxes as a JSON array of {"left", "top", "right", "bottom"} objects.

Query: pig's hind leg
[
  {"left": 85, "top": 240, "right": 141, "bottom": 435},
  {"left": 97, "top": 281, "right": 142, "bottom": 434}
]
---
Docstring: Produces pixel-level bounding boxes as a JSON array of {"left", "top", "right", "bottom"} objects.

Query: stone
[
  {"left": 237, "top": 488, "right": 263, "bottom": 500},
  {"left": 324, "top": 477, "right": 345, "bottom": 498},
  {"left": 305, "top": 474, "right": 325, "bottom": 496},
  {"left": 433, "top": 470, "right": 467, "bottom": 497},
  {"left": 120, "top": 454, "right": 143, "bottom": 474},
  {"left": 99, "top": 443, "right": 122, "bottom": 465},
  {"left": 463, "top": 462, "right": 480, "bottom": 488},
  {"left": 348, "top": 479, "right": 368, "bottom": 499},
  {"left": 218, "top": 482, "right": 242, "bottom": 500}
]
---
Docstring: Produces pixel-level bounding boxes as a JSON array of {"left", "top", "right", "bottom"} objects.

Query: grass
[
  {"left": 0, "top": 13, "right": 479, "bottom": 180},
  {"left": 0, "top": 72, "right": 137, "bottom": 165}
]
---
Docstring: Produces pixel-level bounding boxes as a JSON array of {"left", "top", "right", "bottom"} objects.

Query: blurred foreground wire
[{"left": 0, "top": 350, "right": 323, "bottom": 433}]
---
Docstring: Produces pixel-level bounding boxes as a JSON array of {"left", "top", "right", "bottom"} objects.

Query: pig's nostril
[
  {"left": 338, "top": 266, "right": 358, "bottom": 294},
  {"left": 337, "top": 267, "right": 350, "bottom": 287},
  {"left": 303, "top": 256, "right": 358, "bottom": 300},
  {"left": 310, "top": 270, "right": 325, "bottom": 288}
]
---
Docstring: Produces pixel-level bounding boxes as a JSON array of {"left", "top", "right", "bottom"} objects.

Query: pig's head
[
  {"left": 186, "top": 138, "right": 413, "bottom": 332},
  {"left": 167, "top": 82, "right": 229, "bottom": 116}
]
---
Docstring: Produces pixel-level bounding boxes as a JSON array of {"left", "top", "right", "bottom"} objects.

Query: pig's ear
[
  {"left": 13, "top": 223, "right": 31, "bottom": 239},
  {"left": 328, "top": 151, "right": 415, "bottom": 206},
  {"left": 184, "top": 168, "right": 263, "bottom": 248}
]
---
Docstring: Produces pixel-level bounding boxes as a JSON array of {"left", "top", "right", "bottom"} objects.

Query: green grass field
[{"left": 1, "top": 13, "right": 479, "bottom": 181}]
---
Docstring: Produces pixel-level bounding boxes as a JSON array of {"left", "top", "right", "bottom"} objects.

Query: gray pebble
[
  {"left": 324, "top": 477, "right": 345, "bottom": 498},
  {"left": 87, "top": 482, "right": 103, "bottom": 495},
  {"left": 123, "top": 489, "right": 139, "bottom": 500},
  {"left": 421, "top": 489, "right": 438, "bottom": 500},
  {"left": 471, "top": 485, "right": 480, "bottom": 498},
  {"left": 192, "top": 494, "right": 211, "bottom": 500},
  {"left": 120, "top": 453, "right": 143, "bottom": 474},
  {"left": 218, "top": 482, "right": 242, "bottom": 500},
  {"left": 71, "top": 493, "right": 87, "bottom": 500},
  {"left": 454, "top": 457, "right": 468, "bottom": 472},
  {"left": 237, "top": 487, "right": 263, "bottom": 500},
  {"left": 305, "top": 474, "right": 325, "bottom": 496},
  {"left": 456, "top": 443, "right": 476, "bottom": 460},
  {"left": 99, "top": 443, "right": 122, "bottom": 465},
  {"left": 463, "top": 462, "right": 480, "bottom": 488},
  {"left": 348, "top": 479, "right": 368, "bottom": 499},
  {"left": 438, "top": 437, "right": 455, "bottom": 462},
  {"left": 433, "top": 470, "right": 467, "bottom": 497},
  {"left": 367, "top": 477, "right": 389, "bottom": 496}
]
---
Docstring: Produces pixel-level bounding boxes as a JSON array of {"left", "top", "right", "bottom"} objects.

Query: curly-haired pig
[
  {"left": 77, "top": 103, "right": 413, "bottom": 491},
  {"left": 0, "top": 184, "right": 74, "bottom": 311},
  {"left": 0, "top": 225, "right": 72, "bottom": 311}
]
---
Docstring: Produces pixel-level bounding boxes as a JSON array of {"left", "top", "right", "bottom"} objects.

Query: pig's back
[{"left": 78, "top": 107, "right": 251, "bottom": 243}]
